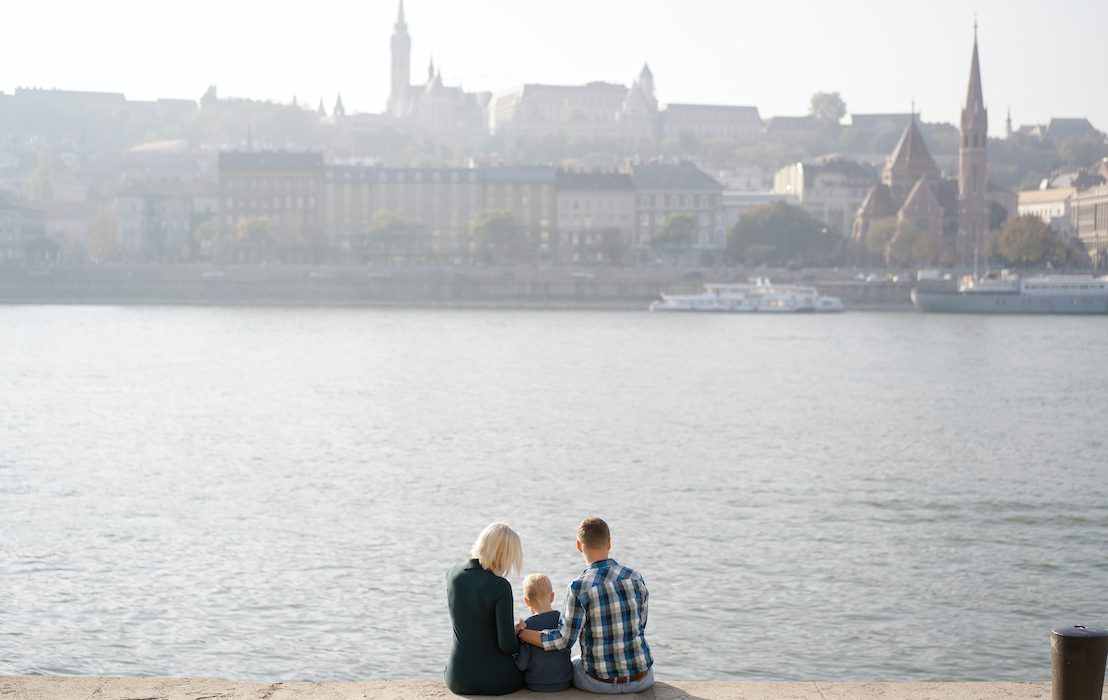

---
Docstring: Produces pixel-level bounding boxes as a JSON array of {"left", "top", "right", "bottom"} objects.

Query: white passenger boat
[
  {"left": 650, "top": 278, "right": 844, "bottom": 313},
  {"left": 911, "top": 271, "right": 1108, "bottom": 314}
]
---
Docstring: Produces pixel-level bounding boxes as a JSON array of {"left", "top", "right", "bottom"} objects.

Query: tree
[
  {"left": 989, "top": 215, "right": 1088, "bottom": 268},
  {"left": 652, "top": 213, "right": 697, "bottom": 267},
  {"left": 863, "top": 218, "right": 899, "bottom": 264},
  {"left": 726, "top": 201, "right": 830, "bottom": 266},
  {"left": 471, "top": 209, "right": 530, "bottom": 264},
  {"left": 1058, "top": 131, "right": 1108, "bottom": 168},
  {"left": 360, "top": 210, "right": 420, "bottom": 264},
  {"left": 194, "top": 218, "right": 229, "bottom": 261},
  {"left": 235, "top": 217, "right": 274, "bottom": 261},
  {"left": 809, "top": 92, "right": 847, "bottom": 126}
]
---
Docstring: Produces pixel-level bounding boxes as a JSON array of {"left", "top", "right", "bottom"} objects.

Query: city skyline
[{"left": 4, "top": 0, "right": 1107, "bottom": 134}]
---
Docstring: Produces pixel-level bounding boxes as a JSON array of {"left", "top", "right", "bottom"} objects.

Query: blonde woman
[{"left": 445, "top": 522, "right": 525, "bottom": 696}]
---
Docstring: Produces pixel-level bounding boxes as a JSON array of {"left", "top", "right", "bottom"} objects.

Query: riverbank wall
[
  {"left": 0, "top": 266, "right": 915, "bottom": 310},
  {"left": 0, "top": 677, "right": 1076, "bottom": 700}
]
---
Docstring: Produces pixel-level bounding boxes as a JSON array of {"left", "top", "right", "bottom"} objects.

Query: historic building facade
[
  {"left": 219, "top": 153, "right": 721, "bottom": 265},
  {"left": 630, "top": 162, "right": 725, "bottom": 261},
  {"left": 774, "top": 158, "right": 876, "bottom": 237},
  {"left": 383, "top": 1, "right": 490, "bottom": 147},
  {"left": 1072, "top": 184, "right": 1108, "bottom": 268},
  {"left": 554, "top": 169, "right": 635, "bottom": 265},
  {"left": 852, "top": 30, "right": 990, "bottom": 263}
]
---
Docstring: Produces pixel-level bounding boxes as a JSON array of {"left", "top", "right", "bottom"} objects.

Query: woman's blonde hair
[{"left": 471, "top": 522, "right": 523, "bottom": 578}]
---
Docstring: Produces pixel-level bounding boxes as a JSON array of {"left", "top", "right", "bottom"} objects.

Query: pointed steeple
[
  {"left": 957, "top": 22, "right": 989, "bottom": 267},
  {"left": 388, "top": 0, "right": 412, "bottom": 116},
  {"left": 428, "top": 55, "right": 435, "bottom": 82},
  {"left": 965, "top": 31, "right": 984, "bottom": 114},
  {"left": 317, "top": 99, "right": 326, "bottom": 117},
  {"left": 333, "top": 93, "right": 345, "bottom": 118}
]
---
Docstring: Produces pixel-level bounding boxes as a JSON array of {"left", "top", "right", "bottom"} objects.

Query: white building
[{"left": 1018, "top": 187, "right": 1075, "bottom": 237}]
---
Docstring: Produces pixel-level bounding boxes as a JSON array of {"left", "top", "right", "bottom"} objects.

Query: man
[{"left": 516, "top": 517, "right": 653, "bottom": 693}]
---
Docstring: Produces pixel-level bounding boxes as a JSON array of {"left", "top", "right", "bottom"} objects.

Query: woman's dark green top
[{"left": 445, "top": 558, "right": 523, "bottom": 696}]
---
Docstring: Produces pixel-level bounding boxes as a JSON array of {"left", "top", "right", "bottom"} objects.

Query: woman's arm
[{"left": 494, "top": 581, "right": 521, "bottom": 656}]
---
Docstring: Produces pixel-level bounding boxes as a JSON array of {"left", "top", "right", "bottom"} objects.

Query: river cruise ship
[
  {"left": 650, "top": 278, "right": 844, "bottom": 313},
  {"left": 911, "top": 271, "right": 1108, "bottom": 313}
]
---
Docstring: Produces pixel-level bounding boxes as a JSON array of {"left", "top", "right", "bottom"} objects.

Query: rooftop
[
  {"left": 631, "top": 162, "right": 722, "bottom": 190},
  {"left": 218, "top": 152, "right": 325, "bottom": 172},
  {"left": 555, "top": 169, "right": 634, "bottom": 190}
]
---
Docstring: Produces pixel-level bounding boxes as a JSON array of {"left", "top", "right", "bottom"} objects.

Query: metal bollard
[{"left": 1052, "top": 625, "right": 1108, "bottom": 700}]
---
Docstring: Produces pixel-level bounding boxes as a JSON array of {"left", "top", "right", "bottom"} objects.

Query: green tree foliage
[
  {"left": 726, "top": 202, "right": 830, "bottom": 266},
  {"left": 652, "top": 213, "right": 698, "bottom": 267},
  {"left": 472, "top": 209, "right": 531, "bottom": 264},
  {"left": 864, "top": 218, "right": 898, "bottom": 259},
  {"left": 193, "top": 218, "right": 228, "bottom": 261},
  {"left": 235, "top": 217, "right": 273, "bottom": 248},
  {"left": 989, "top": 215, "right": 1088, "bottom": 267},
  {"left": 360, "top": 211, "right": 425, "bottom": 264},
  {"left": 885, "top": 221, "right": 940, "bottom": 266},
  {"left": 1058, "top": 131, "right": 1108, "bottom": 168},
  {"left": 809, "top": 92, "right": 847, "bottom": 125}
]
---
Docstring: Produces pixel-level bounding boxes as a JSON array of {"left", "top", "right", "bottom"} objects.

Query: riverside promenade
[
  {"left": 0, "top": 678, "right": 1078, "bottom": 699},
  {"left": 0, "top": 265, "right": 915, "bottom": 309}
]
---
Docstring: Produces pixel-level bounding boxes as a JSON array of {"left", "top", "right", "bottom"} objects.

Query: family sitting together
[{"left": 445, "top": 517, "right": 653, "bottom": 695}]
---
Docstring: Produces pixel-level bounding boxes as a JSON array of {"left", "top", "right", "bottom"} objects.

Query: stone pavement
[{"left": 0, "top": 677, "right": 1083, "bottom": 700}]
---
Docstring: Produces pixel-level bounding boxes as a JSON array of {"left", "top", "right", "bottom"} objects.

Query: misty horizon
[{"left": 5, "top": 0, "right": 1108, "bottom": 133}]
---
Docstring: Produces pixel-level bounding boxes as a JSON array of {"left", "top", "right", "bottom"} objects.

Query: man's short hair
[
  {"left": 577, "top": 517, "right": 610, "bottom": 549},
  {"left": 522, "top": 573, "right": 552, "bottom": 601}
]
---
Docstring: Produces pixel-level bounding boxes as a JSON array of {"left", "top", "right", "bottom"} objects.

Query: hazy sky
[{"left": 5, "top": 0, "right": 1107, "bottom": 134}]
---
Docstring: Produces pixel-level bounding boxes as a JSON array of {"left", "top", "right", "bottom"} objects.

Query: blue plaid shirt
[{"left": 539, "top": 558, "right": 652, "bottom": 679}]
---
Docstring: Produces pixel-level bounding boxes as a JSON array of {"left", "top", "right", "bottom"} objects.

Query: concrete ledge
[{"left": 0, "top": 677, "right": 1081, "bottom": 700}]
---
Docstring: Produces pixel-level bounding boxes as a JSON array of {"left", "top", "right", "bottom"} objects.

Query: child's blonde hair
[{"left": 522, "top": 572, "right": 553, "bottom": 602}]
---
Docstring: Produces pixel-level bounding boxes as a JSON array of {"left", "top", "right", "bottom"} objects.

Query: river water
[{"left": 1, "top": 306, "right": 1106, "bottom": 682}]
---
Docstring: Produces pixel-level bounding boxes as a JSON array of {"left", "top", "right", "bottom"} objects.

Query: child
[{"left": 515, "top": 573, "right": 573, "bottom": 692}]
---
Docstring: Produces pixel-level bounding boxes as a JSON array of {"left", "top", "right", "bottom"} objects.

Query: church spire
[
  {"left": 965, "top": 30, "right": 985, "bottom": 114},
  {"left": 957, "top": 22, "right": 989, "bottom": 267},
  {"left": 388, "top": 0, "right": 412, "bottom": 116}
]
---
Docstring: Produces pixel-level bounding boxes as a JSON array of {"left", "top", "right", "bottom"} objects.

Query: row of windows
[
  {"left": 225, "top": 178, "right": 318, "bottom": 191},
  {"left": 638, "top": 194, "right": 717, "bottom": 208},
  {"left": 559, "top": 199, "right": 632, "bottom": 212},
  {"left": 225, "top": 197, "right": 316, "bottom": 209},
  {"left": 327, "top": 171, "right": 479, "bottom": 184}
]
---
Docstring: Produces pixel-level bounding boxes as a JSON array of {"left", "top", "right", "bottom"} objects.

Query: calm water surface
[{"left": 1, "top": 306, "right": 1106, "bottom": 681}]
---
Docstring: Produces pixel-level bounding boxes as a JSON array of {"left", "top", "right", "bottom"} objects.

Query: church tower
[
  {"left": 957, "top": 26, "right": 989, "bottom": 267},
  {"left": 388, "top": 0, "right": 411, "bottom": 117}
]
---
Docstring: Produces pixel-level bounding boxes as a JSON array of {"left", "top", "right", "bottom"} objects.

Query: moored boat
[
  {"left": 911, "top": 271, "right": 1108, "bottom": 314},
  {"left": 650, "top": 278, "right": 844, "bottom": 313}
]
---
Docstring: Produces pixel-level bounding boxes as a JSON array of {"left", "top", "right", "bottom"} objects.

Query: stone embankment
[
  {"left": 0, "top": 677, "right": 1077, "bottom": 700},
  {"left": 0, "top": 265, "right": 916, "bottom": 309}
]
